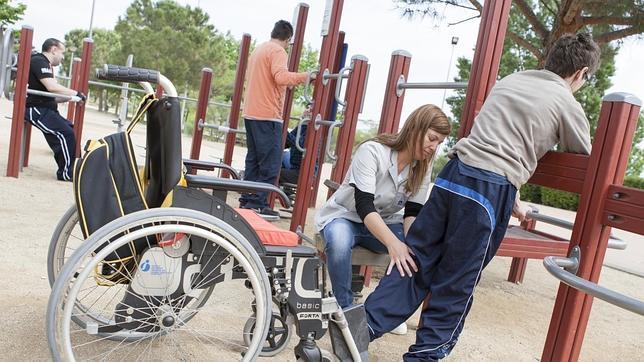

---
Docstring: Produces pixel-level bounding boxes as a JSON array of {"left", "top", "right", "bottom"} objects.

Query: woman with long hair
[{"left": 315, "top": 104, "right": 450, "bottom": 317}]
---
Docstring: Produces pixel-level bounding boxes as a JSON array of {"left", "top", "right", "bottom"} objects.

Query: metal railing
[
  {"left": 525, "top": 210, "right": 626, "bottom": 250},
  {"left": 543, "top": 246, "right": 644, "bottom": 315}
]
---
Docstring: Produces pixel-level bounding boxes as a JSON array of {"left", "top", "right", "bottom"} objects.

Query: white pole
[
  {"left": 441, "top": 36, "right": 459, "bottom": 109},
  {"left": 117, "top": 54, "right": 134, "bottom": 132},
  {"left": 88, "top": 0, "right": 96, "bottom": 39}
]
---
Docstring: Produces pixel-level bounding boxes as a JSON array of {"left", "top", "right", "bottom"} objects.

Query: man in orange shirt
[{"left": 240, "top": 20, "right": 310, "bottom": 217}]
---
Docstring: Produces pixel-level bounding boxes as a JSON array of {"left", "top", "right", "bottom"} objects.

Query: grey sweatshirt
[{"left": 451, "top": 69, "right": 592, "bottom": 189}]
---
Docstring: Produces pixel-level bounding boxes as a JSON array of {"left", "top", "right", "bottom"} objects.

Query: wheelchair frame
[{"left": 46, "top": 65, "right": 367, "bottom": 362}]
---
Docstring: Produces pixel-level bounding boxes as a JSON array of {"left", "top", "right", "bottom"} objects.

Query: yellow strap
[{"left": 126, "top": 93, "right": 157, "bottom": 134}]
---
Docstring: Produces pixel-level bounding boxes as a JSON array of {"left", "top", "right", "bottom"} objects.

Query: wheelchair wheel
[
  {"left": 46, "top": 206, "right": 215, "bottom": 330},
  {"left": 47, "top": 205, "right": 83, "bottom": 285},
  {"left": 243, "top": 312, "right": 293, "bottom": 356},
  {"left": 47, "top": 208, "right": 272, "bottom": 361}
]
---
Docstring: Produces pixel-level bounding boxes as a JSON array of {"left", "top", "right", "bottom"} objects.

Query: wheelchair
[{"left": 46, "top": 65, "right": 369, "bottom": 361}]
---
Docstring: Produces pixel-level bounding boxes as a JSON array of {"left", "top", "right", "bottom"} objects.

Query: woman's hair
[{"left": 371, "top": 104, "right": 450, "bottom": 194}]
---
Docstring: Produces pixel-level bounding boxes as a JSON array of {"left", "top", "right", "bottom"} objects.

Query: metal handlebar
[
  {"left": 302, "top": 70, "right": 318, "bottom": 106},
  {"left": 395, "top": 74, "right": 468, "bottom": 97},
  {"left": 333, "top": 66, "right": 351, "bottom": 107},
  {"left": 26, "top": 89, "right": 81, "bottom": 102},
  {"left": 543, "top": 246, "right": 644, "bottom": 315},
  {"left": 295, "top": 115, "right": 310, "bottom": 153},
  {"left": 525, "top": 210, "right": 626, "bottom": 250},
  {"left": 325, "top": 120, "right": 343, "bottom": 163},
  {"left": 197, "top": 119, "right": 246, "bottom": 134}
]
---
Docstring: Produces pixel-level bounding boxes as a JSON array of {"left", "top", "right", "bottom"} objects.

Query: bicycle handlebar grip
[{"left": 96, "top": 64, "right": 159, "bottom": 84}]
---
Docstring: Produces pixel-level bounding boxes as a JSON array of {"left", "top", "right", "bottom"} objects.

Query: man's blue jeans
[
  {"left": 321, "top": 218, "right": 403, "bottom": 308},
  {"left": 239, "top": 119, "right": 282, "bottom": 209}
]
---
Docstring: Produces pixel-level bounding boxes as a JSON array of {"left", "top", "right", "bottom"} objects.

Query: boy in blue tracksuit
[{"left": 364, "top": 33, "right": 601, "bottom": 360}]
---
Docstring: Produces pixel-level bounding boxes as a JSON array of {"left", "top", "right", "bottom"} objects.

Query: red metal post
[
  {"left": 506, "top": 217, "right": 537, "bottom": 283},
  {"left": 189, "top": 68, "right": 213, "bottom": 162},
  {"left": 155, "top": 84, "right": 163, "bottom": 98},
  {"left": 327, "top": 55, "right": 369, "bottom": 199},
  {"left": 66, "top": 57, "right": 81, "bottom": 121},
  {"left": 542, "top": 94, "right": 641, "bottom": 361},
  {"left": 222, "top": 34, "right": 251, "bottom": 178},
  {"left": 290, "top": 0, "right": 345, "bottom": 232},
  {"left": 72, "top": 38, "right": 93, "bottom": 158},
  {"left": 280, "top": 3, "right": 310, "bottom": 146},
  {"left": 379, "top": 50, "right": 411, "bottom": 134},
  {"left": 309, "top": 31, "right": 346, "bottom": 207},
  {"left": 270, "top": 4, "right": 310, "bottom": 208},
  {"left": 22, "top": 122, "right": 32, "bottom": 168},
  {"left": 6, "top": 26, "right": 33, "bottom": 178},
  {"left": 458, "top": 0, "right": 510, "bottom": 138}
]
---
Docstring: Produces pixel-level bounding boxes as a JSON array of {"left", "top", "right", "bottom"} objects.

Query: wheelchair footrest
[{"left": 329, "top": 304, "right": 370, "bottom": 362}]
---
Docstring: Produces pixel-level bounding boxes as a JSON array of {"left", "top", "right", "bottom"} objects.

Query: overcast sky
[{"left": 17, "top": 0, "right": 644, "bottom": 127}]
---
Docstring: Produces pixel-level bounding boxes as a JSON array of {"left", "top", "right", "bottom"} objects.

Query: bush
[
  {"left": 624, "top": 175, "right": 644, "bottom": 189},
  {"left": 541, "top": 187, "right": 579, "bottom": 211},
  {"left": 520, "top": 183, "right": 542, "bottom": 204},
  {"left": 431, "top": 155, "right": 450, "bottom": 180}
]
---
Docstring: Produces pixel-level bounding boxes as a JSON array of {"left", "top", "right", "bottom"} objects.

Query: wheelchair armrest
[
  {"left": 183, "top": 159, "right": 240, "bottom": 179},
  {"left": 184, "top": 174, "right": 291, "bottom": 208}
]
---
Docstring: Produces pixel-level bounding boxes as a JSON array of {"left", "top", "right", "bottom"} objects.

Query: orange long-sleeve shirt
[{"left": 242, "top": 40, "right": 308, "bottom": 122}]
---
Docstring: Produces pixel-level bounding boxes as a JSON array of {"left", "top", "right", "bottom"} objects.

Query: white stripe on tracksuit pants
[{"left": 26, "top": 106, "right": 76, "bottom": 181}]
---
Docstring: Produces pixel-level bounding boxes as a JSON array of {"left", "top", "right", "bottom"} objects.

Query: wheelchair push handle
[
  {"left": 97, "top": 64, "right": 159, "bottom": 84},
  {"left": 97, "top": 64, "right": 178, "bottom": 97}
]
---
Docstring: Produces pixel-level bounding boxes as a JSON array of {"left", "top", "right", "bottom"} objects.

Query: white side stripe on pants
[{"left": 407, "top": 183, "right": 494, "bottom": 356}]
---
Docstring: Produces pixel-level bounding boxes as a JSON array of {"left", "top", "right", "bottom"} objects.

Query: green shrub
[
  {"left": 623, "top": 175, "right": 644, "bottom": 189},
  {"left": 541, "top": 187, "right": 579, "bottom": 211},
  {"left": 431, "top": 155, "right": 450, "bottom": 180},
  {"left": 520, "top": 183, "right": 542, "bottom": 204}
]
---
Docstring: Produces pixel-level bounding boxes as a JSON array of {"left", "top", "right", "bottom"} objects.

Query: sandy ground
[{"left": 0, "top": 98, "right": 642, "bottom": 361}]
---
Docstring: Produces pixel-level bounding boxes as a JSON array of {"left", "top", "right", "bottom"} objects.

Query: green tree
[
  {"left": 0, "top": 0, "right": 25, "bottom": 27},
  {"left": 113, "top": 0, "right": 236, "bottom": 99},
  {"left": 63, "top": 28, "right": 122, "bottom": 112},
  {"left": 292, "top": 44, "right": 320, "bottom": 110},
  {"left": 397, "top": 0, "right": 643, "bottom": 175}
]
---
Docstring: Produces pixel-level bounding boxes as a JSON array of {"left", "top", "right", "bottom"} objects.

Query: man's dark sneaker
[{"left": 256, "top": 207, "right": 279, "bottom": 217}]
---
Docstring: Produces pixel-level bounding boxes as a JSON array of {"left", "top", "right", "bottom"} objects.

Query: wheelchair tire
[
  {"left": 47, "top": 208, "right": 272, "bottom": 362},
  {"left": 47, "top": 205, "right": 81, "bottom": 286},
  {"left": 46, "top": 205, "right": 217, "bottom": 332}
]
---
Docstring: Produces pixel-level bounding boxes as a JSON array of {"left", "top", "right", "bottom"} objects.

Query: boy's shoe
[
  {"left": 256, "top": 207, "right": 279, "bottom": 217},
  {"left": 245, "top": 207, "right": 280, "bottom": 221},
  {"left": 390, "top": 322, "right": 408, "bottom": 335}
]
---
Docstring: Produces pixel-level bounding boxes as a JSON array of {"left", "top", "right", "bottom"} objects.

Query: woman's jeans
[{"left": 321, "top": 218, "right": 404, "bottom": 308}]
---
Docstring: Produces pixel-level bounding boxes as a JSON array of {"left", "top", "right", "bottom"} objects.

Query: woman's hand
[{"left": 386, "top": 239, "right": 418, "bottom": 277}]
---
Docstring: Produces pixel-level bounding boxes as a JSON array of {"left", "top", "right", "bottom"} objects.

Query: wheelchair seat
[{"left": 235, "top": 208, "right": 299, "bottom": 247}]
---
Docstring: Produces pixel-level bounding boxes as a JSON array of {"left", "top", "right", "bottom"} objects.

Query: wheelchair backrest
[
  {"left": 143, "top": 96, "right": 183, "bottom": 208},
  {"left": 73, "top": 94, "right": 183, "bottom": 237}
]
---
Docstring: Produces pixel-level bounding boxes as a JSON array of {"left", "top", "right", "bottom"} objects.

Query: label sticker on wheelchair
[
  {"left": 131, "top": 248, "right": 181, "bottom": 296},
  {"left": 297, "top": 312, "right": 322, "bottom": 320}
]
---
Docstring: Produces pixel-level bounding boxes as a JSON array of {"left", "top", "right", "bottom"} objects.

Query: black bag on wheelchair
[{"left": 72, "top": 94, "right": 182, "bottom": 279}]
